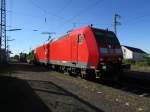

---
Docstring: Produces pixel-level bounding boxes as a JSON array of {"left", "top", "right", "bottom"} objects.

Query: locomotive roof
[
  {"left": 91, "top": 27, "right": 115, "bottom": 34},
  {"left": 55, "top": 26, "right": 115, "bottom": 41},
  {"left": 57, "top": 34, "right": 69, "bottom": 40}
]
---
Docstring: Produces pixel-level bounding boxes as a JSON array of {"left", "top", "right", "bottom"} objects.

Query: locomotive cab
[{"left": 92, "top": 28, "right": 124, "bottom": 73}]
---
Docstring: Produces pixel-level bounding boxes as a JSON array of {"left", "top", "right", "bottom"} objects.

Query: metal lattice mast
[
  {"left": 0, "top": 0, "right": 6, "bottom": 52},
  {"left": 113, "top": 14, "right": 121, "bottom": 35}
]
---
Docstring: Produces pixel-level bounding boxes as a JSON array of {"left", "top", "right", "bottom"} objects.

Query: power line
[
  {"left": 9, "top": 11, "right": 45, "bottom": 19},
  {"left": 27, "top": 0, "right": 105, "bottom": 29},
  {"left": 29, "top": 0, "right": 66, "bottom": 21},
  {"left": 58, "top": 0, "right": 105, "bottom": 30},
  {"left": 9, "top": 0, "right": 107, "bottom": 35},
  {"left": 124, "top": 15, "right": 150, "bottom": 26},
  {"left": 62, "top": 0, "right": 104, "bottom": 24},
  {"left": 58, "top": 0, "right": 73, "bottom": 14},
  {"left": 21, "top": 0, "right": 105, "bottom": 30}
]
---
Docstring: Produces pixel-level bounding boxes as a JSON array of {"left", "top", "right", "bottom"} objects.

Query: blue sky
[{"left": 6, "top": 0, "right": 150, "bottom": 55}]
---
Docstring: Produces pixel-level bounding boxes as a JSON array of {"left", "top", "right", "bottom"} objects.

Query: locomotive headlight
[
  {"left": 100, "top": 58, "right": 104, "bottom": 61},
  {"left": 118, "top": 57, "right": 122, "bottom": 61}
]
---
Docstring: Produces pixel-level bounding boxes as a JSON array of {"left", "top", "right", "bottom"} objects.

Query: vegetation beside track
[
  {"left": 123, "top": 57, "right": 150, "bottom": 72},
  {"left": 131, "top": 65, "right": 150, "bottom": 73}
]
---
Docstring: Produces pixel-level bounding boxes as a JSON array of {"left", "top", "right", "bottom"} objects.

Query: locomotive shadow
[
  {"left": 27, "top": 79, "right": 103, "bottom": 112},
  {"left": 0, "top": 64, "right": 12, "bottom": 74},
  {"left": 0, "top": 64, "right": 103, "bottom": 112},
  {"left": 96, "top": 71, "right": 150, "bottom": 98},
  {"left": 0, "top": 76, "right": 51, "bottom": 112},
  {"left": 9, "top": 63, "right": 50, "bottom": 73}
]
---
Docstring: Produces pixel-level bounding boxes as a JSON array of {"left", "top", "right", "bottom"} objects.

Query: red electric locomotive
[
  {"left": 34, "top": 43, "right": 49, "bottom": 65},
  {"left": 34, "top": 26, "right": 129, "bottom": 79}
]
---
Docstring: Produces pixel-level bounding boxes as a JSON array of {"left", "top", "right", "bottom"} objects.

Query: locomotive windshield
[{"left": 92, "top": 28, "right": 120, "bottom": 46}]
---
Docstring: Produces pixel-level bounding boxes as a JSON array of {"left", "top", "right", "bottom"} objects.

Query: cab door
[
  {"left": 44, "top": 44, "right": 49, "bottom": 64},
  {"left": 71, "top": 34, "right": 78, "bottom": 65}
]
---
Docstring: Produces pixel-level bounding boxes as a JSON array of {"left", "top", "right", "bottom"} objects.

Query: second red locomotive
[{"left": 34, "top": 26, "right": 128, "bottom": 79}]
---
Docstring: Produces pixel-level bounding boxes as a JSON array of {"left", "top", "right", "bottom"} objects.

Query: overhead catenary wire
[
  {"left": 29, "top": 0, "right": 66, "bottom": 21},
  {"left": 61, "top": 0, "right": 105, "bottom": 25},
  {"left": 124, "top": 15, "right": 150, "bottom": 26},
  {"left": 27, "top": 0, "right": 105, "bottom": 29},
  {"left": 57, "top": 0, "right": 73, "bottom": 14},
  {"left": 11, "top": 0, "right": 150, "bottom": 34},
  {"left": 57, "top": 0, "right": 105, "bottom": 30},
  {"left": 9, "top": 11, "right": 44, "bottom": 19},
  {"left": 9, "top": 0, "right": 73, "bottom": 29}
]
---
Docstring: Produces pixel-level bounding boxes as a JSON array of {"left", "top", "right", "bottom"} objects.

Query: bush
[
  {"left": 123, "top": 59, "right": 136, "bottom": 65},
  {"left": 26, "top": 50, "right": 35, "bottom": 62},
  {"left": 135, "top": 57, "right": 150, "bottom": 66},
  {"left": 123, "top": 57, "right": 150, "bottom": 67}
]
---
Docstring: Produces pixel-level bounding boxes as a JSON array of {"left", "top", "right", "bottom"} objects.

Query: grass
[
  {"left": 131, "top": 65, "right": 150, "bottom": 72},
  {"left": 123, "top": 58, "right": 150, "bottom": 73}
]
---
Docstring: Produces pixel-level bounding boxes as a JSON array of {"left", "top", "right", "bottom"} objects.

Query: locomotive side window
[
  {"left": 92, "top": 28, "right": 120, "bottom": 45},
  {"left": 78, "top": 34, "right": 84, "bottom": 44}
]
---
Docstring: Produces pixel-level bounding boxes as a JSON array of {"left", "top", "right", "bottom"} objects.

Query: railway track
[
  {"left": 2, "top": 63, "right": 150, "bottom": 112},
  {"left": 9, "top": 63, "right": 150, "bottom": 98},
  {"left": 44, "top": 64, "right": 150, "bottom": 99},
  {"left": 94, "top": 73, "right": 150, "bottom": 98}
]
